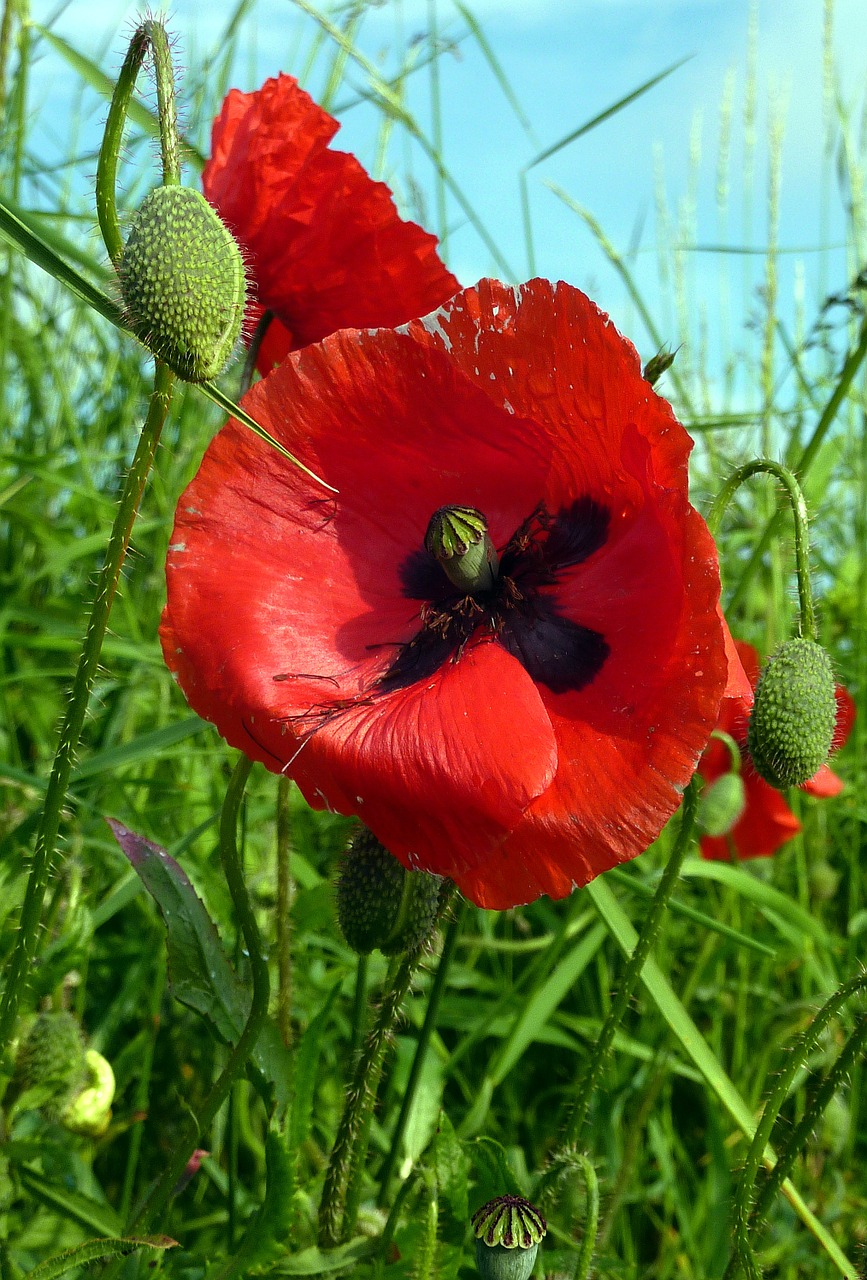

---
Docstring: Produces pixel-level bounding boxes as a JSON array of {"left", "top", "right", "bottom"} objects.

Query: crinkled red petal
[{"left": 203, "top": 74, "right": 458, "bottom": 351}]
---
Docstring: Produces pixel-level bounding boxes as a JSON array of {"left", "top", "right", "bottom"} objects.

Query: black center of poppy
[{"left": 378, "top": 497, "right": 611, "bottom": 695}]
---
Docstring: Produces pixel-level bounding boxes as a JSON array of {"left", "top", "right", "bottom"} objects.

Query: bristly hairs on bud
[
  {"left": 747, "top": 638, "right": 838, "bottom": 788},
  {"left": 336, "top": 827, "right": 441, "bottom": 956}
]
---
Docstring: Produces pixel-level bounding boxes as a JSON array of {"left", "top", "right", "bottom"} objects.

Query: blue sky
[{"left": 28, "top": 0, "right": 867, "bottom": 398}]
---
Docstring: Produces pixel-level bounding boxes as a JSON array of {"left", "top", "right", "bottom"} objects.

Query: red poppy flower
[
  {"left": 160, "top": 279, "right": 727, "bottom": 909},
  {"left": 699, "top": 636, "right": 855, "bottom": 861},
  {"left": 202, "top": 73, "right": 459, "bottom": 370}
]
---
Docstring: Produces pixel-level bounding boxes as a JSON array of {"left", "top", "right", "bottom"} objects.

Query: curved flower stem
[
  {"left": 128, "top": 754, "right": 269, "bottom": 1233},
  {"left": 721, "top": 972, "right": 867, "bottom": 1280},
  {"left": 318, "top": 882, "right": 458, "bottom": 1248},
  {"left": 706, "top": 458, "right": 816, "bottom": 642},
  {"left": 96, "top": 18, "right": 180, "bottom": 267},
  {"left": 0, "top": 361, "right": 174, "bottom": 1053},
  {"left": 376, "top": 900, "right": 466, "bottom": 1206},
  {"left": 561, "top": 780, "right": 698, "bottom": 1147}
]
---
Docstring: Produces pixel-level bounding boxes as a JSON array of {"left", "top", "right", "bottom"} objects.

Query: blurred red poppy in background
[
  {"left": 699, "top": 637, "right": 855, "bottom": 861},
  {"left": 161, "top": 278, "right": 727, "bottom": 909},
  {"left": 203, "top": 73, "right": 459, "bottom": 370}
]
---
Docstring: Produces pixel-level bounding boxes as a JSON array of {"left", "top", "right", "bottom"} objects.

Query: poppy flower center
[{"left": 380, "top": 498, "right": 612, "bottom": 696}]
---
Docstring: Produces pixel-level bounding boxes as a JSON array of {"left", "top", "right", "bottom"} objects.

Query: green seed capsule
[
  {"left": 747, "top": 639, "right": 837, "bottom": 788},
  {"left": 698, "top": 772, "right": 747, "bottom": 837},
  {"left": 336, "top": 828, "right": 441, "bottom": 955},
  {"left": 119, "top": 185, "right": 247, "bottom": 382},
  {"left": 471, "top": 1196, "right": 546, "bottom": 1280}
]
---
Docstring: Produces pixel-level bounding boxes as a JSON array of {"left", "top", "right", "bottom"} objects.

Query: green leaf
[
  {"left": 290, "top": 983, "right": 341, "bottom": 1151},
  {"left": 586, "top": 876, "right": 857, "bottom": 1279},
  {"left": 270, "top": 1237, "right": 377, "bottom": 1274},
  {"left": 108, "top": 820, "right": 293, "bottom": 1115},
  {"left": 15, "top": 1165, "right": 121, "bottom": 1236},
  {"left": 468, "top": 1136, "right": 525, "bottom": 1206},
  {"left": 25, "top": 1236, "right": 176, "bottom": 1280},
  {"left": 434, "top": 1112, "right": 470, "bottom": 1224}
]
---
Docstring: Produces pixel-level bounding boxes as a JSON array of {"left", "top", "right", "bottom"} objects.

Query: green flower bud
[
  {"left": 336, "top": 828, "right": 441, "bottom": 956},
  {"left": 642, "top": 344, "right": 677, "bottom": 386},
  {"left": 119, "top": 185, "right": 247, "bottom": 382},
  {"left": 471, "top": 1196, "right": 546, "bottom": 1280},
  {"left": 698, "top": 772, "right": 746, "bottom": 837},
  {"left": 15, "top": 1011, "right": 87, "bottom": 1101},
  {"left": 425, "top": 506, "right": 499, "bottom": 593},
  {"left": 59, "top": 1049, "right": 116, "bottom": 1137},
  {"left": 747, "top": 639, "right": 837, "bottom": 788}
]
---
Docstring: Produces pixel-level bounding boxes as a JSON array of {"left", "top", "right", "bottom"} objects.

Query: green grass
[{"left": 0, "top": 2, "right": 865, "bottom": 1278}]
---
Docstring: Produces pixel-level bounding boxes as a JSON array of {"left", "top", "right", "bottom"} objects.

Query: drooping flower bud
[
  {"left": 336, "top": 827, "right": 441, "bottom": 955},
  {"left": 425, "top": 506, "right": 499, "bottom": 593},
  {"left": 697, "top": 772, "right": 747, "bottom": 837},
  {"left": 59, "top": 1049, "right": 116, "bottom": 1137},
  {"left": 747, "top": 639, "right": 837, "bottom": 788},
  {"left": 15, "top": 1011, "right": 87, "bottom": 1103},
  {"left": 471, "top": 1195, "right": 547, "bottom": 1280},
  {"left": 119, "top": 186, "right": 247, "bottom": 382}
]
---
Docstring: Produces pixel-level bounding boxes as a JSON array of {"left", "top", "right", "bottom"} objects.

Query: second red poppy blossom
[
  {"left": 202, "top": 73, "right": 459, "bottom": 369},
  {"left": 161, "top": 278, "right": 727, "bottom": 909}
]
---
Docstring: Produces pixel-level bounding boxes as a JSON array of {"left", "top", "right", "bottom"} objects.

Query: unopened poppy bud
[
  {"left": 119, "top": 185, "right": 247, "bottom": 382},
  {"left": 59, "top": 1049, "right": 116, "bottom": 1138},
  {"left": 643, "top": 344, "right": 677, "bottom": 386},
  {"left": 471, "top": 1195, "right": 546, "bottom": 1280},
  {"left": 747, "top": 638, "right": 837, "bottom": 788},
  {"left": 698, "top": 772, "right": 746, "bottom": 837},
  {"left": 337, "top": 828, "right": 441, "bottom": 955},
  {"left": 425, "top": 506, "right": 499, "bottom": 593},
  {"left": 15, "top": 1011, "right": 87, "bottom": 1100}
]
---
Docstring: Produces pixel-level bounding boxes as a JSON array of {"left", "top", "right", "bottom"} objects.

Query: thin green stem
[
  {"left": 127, "top": 755, "right": 269, "bottom": 1232},
  {"left": 707, "top": 458, "right": 816, "bottom": 641},
  {"left": 0, "top": 361, "right": 174, "bottom": 1052},
  {"left": 377, "top": 900, "right": 466, "bottom": 1204},
  {"left": 727, "top": 316, "right": 867, "bottom": 613},
  {"left": 561, "top": 781, "right": 697, "bottom": 1146},
  {"left": 276, "top": 776, "right": 293, "bottom": 1049},
  {"left": 349, "top": 953, "right": 369, "bottom": 1063},
  {"left": 318, "top": 884, "right": 458, "bottom": 1248},
  {"left": 96, "top": 19, "right": 180, "bottom": 266}
]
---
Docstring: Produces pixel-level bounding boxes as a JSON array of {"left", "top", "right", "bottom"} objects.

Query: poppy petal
[{"left": 203, "top": 74, "right": 458, "bottom": 353}]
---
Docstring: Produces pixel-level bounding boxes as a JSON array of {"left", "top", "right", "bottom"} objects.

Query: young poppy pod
[
  {"left": 471, "top": 1196, "right": 546, "bottom": 1280},
  {"left": 161, "top": 279, "right": 727, "bottom": 909}
]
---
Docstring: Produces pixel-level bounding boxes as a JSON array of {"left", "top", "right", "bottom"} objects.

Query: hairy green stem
[
  {"left": 0, "top": 362, "right": 174, "bottom": 1052},
  {"left": 96, "top": 18, "right": 180, "bottom": 266},
  {"left": 722, "top": 973, "right": 867, "bottom": 1280},
  {"left": 571, "top": 1154, "right": 599, "bottom": 1280},
  {"left": 727, "top": 316, "right": 867, "bottom": 613},
  {"left": 377, "top": 900, "right": 465, "bottom": 1204},
  {"left": 318, "top": 884, "right": 457, "bottom": 1248},
  {"left": 276, "top": 776, "right": 293, "bottom": 1049},
  {"left": 561, "top": 780, "right": 697, "bottom": 1146},
  {"left": 128, "top": 755, "right": 269, "bottom": 1232},
  {"left": 707, "top": 458, "right": 816, "bottom": 640}
]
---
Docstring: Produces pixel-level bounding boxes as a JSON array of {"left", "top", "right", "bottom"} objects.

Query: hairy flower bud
[
  {"left": 337, "top": 828, "right": 441, "bottom": 955},
  {"left": 119, "top": 185, "right": 247, "bottom": 382},
  {"left": 471, "top": 1196, "right": 547, "bottom": 1280},
  {"left": 747, "top": 639, "right": 837, "bottom": 788},
  {"left": 698, "top": 772, "right": 746, "bottom": 837},
  {"left": 15, "top": 1011, "right": 87, "bottom": 1102}
]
